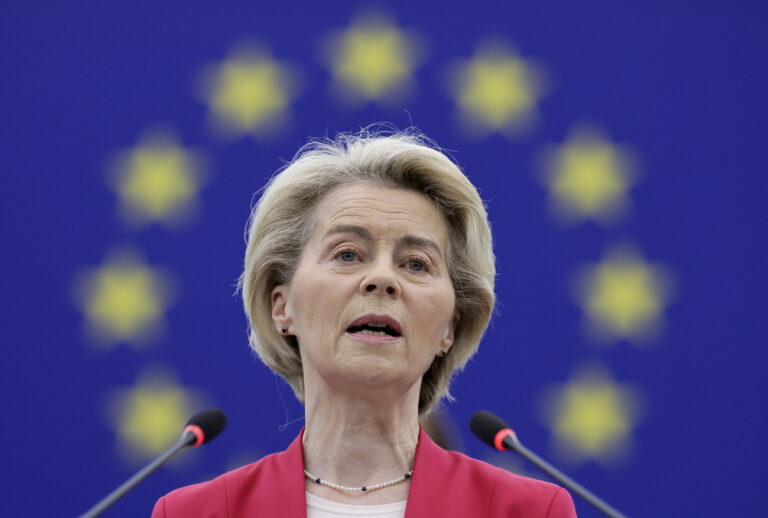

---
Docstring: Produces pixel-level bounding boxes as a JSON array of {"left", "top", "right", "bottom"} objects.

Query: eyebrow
[
  {"left": 323, "top": 224, "right": 443, "bottom": 257},
  {"left": 324, "top": 224, "right": 374, "bottom": 242}
]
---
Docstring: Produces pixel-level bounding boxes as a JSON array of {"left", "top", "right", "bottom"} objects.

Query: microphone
[
  {"left": 79, "top": 408, "right": 227, "bottom": 518},
  {"left": 470, "top": 410, "right": 627, "bottom": 518}
]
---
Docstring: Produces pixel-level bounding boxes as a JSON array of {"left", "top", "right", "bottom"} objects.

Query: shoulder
[
  {"left": 411, "top": 427, "right": 576, "bottom": 516},
  {"left": 444, "top": 448, "right": 568, "bottom": 494},
  {"left": 151, "top": 452, "right": 280, "bottom": 518},
  {"left": 152, "top": 430, "right": 306, "bottom": 517},
  {"left": 423, "top": 447, "right": 576, "bottom": 517}
]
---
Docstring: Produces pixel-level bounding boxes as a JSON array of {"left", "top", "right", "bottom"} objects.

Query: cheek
[
  {"left": 290, "top": 272, "right": 347, "bottom": 329},
  {"left": 412, "top": 285, "right": 456, "bottom": 338}
]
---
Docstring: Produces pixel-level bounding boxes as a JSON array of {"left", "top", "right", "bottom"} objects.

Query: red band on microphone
[
  {"left": 184, "top": 424, "right": 205, "bottom": 447},
  {"left": 493, "top": 428, "right": 514, "bottom": 451}
]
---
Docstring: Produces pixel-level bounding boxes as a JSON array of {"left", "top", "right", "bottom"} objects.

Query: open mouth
[
  {"left": 346, "top": 315, "right": 403, "bottom": 340},
  {"left": 346, "top": 322, "right": 401, "bottom": 337}
]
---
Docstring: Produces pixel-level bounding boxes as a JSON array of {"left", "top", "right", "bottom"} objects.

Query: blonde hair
[{"left": 240, "top": 127, "right": 495, "bottom": 417}]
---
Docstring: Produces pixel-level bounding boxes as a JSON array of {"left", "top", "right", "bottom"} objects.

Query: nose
[{"left": 360, "top": 258, "right": 400, "bottom": 297}]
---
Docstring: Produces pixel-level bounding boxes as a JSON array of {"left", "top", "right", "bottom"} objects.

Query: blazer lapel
[
  {"left": 404, "top": 427, "right": 452, "bottom": 517},
  {"left": 266, "top": 429, "right": 308, "bottom": 518}
]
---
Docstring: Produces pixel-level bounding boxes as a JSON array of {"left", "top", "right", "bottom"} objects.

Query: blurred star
[
  {"left": 573, "top": 243, "right": 673, "bottom": 343},
  {"left": 108, "top": 369, "right": 202, "bottom": 462},
  {"left": 200, "top": 44, "right": 298, "bottom": 137},
  {"left": 108, "top": 130, "right": 206, "bottom": 228},
  {"left": 74, "top": 249, "right": 173, "bottom": 347},
  {"left": 541, "top": 364, "right": 641, "bottom": 465},
  {"left": 447, "top": 41, "right": 545, "bottom": 136},
  {"left": 324, "top": 12, "right": 422, "bottom": 105},
  {"left": 539, "top": 126, "right": 636, "bottom": 225}
]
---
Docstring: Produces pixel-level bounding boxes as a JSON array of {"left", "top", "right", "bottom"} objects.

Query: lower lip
[{"left": 346, "top": 332, "right": 401, "bottom": 344}]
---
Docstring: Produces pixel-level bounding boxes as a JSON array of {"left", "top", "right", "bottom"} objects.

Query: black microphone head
[
  {"left": 470, "top": 410, "right": 512, "bottom": 449},
  {"left": 186, "top": 408, "right": 227, "bottom": 445}
]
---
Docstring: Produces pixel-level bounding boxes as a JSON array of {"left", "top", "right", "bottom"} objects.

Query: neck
[{"left": 301, "top": 377, "right": 421, "bottom": 503}]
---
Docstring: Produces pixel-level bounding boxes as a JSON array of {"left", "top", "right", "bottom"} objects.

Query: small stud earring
[
  {"left": 437, "top": 350, "right": 447, "bottom": 358},
  {"left": 281, "top": 327, "right": 287, "bottom": 335}
]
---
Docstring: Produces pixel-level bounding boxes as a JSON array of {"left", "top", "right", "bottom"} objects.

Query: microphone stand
[
  {"left": 505, "top": 433, "right": 627, "bottom": 518},
  {"left": 79, "top": 430, "right": 195, "bottom": 518}
]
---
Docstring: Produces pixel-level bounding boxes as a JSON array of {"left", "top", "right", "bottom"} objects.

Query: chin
[{"left": 334, "top": 355, "right": 412, "bottom": 389}]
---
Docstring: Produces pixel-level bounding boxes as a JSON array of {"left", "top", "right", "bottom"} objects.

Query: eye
[
  {"left": 333, "top": 248, "right": 360, "bottom": 262},
  {"left": 405, "top": 256, "right": 430, "bottom": 273},
  {"left": 408, "top": 259, "right": 425, "bottom": 271}
]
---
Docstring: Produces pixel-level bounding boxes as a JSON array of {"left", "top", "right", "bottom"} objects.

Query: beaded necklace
[{"left": 303, "top": 469, "right": 413, "bottom": 493}]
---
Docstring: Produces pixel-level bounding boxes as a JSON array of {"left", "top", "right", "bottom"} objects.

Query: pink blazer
[{"left": 152, "top": 428, "right": 577, "bottom": 517}]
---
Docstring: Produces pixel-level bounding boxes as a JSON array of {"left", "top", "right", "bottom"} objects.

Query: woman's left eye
[
  {"left": 406, "top": 258, "right": 428, "bottom": 272},
  {"left": 338, "top": 251, "right": 357, "bottom": 262}
]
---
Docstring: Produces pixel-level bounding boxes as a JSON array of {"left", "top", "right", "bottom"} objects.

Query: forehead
[{"left": 310, "top": 183, "right": 449, "bottom": 248}]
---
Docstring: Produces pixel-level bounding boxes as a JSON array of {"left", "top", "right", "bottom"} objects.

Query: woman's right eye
[{"left": 337, "top": 250, "right": 357, "bottom": 262}]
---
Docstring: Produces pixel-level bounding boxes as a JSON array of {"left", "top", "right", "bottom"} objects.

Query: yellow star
[
  {"left": 447, "top": 42, "right": 544, "bottom": 136},
  {"left": 324, "top": 13, "right": 421, "bottom": 105},
  {"left": 541, "top": 365, "right": 641, "bottom": 465},
  {"left": 108, "top": 369, "right": 202, "bottom": 462},
  {"left": 74, "top": 250, "right": 172, "bottom": 347},
  {"left": 574, "top": 243, "right": 672, "bottom": 343},
  {"left": 200, "top": 45, "right": 298, "bottom": 137},
  {"left": 539, "top": 126, "right": 635, "bottom": 224},
  {"left": 109, "top": 130, "right": 206, "bottom": 227}
]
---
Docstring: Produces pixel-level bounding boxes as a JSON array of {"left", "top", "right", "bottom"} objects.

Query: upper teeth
[{"left": 367, "top": 322, "right": 387, "bottom": 328}]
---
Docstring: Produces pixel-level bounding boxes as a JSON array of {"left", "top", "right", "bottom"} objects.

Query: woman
[{"left": 152, "top": 129, "right": 577, "bottom": 517}]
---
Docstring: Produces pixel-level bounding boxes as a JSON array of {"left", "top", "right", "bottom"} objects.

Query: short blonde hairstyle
[{"left": 240, "top": 127, "right": 495, "bottom": 417}]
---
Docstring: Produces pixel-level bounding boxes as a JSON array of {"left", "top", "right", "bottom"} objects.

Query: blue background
[{"left": 1, "top": 2, "right": 766, "bottom": 516}]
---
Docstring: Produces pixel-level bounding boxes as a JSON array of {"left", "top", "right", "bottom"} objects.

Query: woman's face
[{"left": 272, "top": 183, "right": 458, "bottom": 401}]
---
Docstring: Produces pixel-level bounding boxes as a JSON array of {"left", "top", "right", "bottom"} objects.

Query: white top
[{"left": 306, "top": 492, "right": 407, "bottom": 518}]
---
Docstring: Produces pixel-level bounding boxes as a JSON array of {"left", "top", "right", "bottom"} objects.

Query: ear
[
  {"left": 439, "top": 310, "right": 460, "bottom": 353},
  {"left": 271, "top": 284, "right": 292, "bottom": 334}
]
